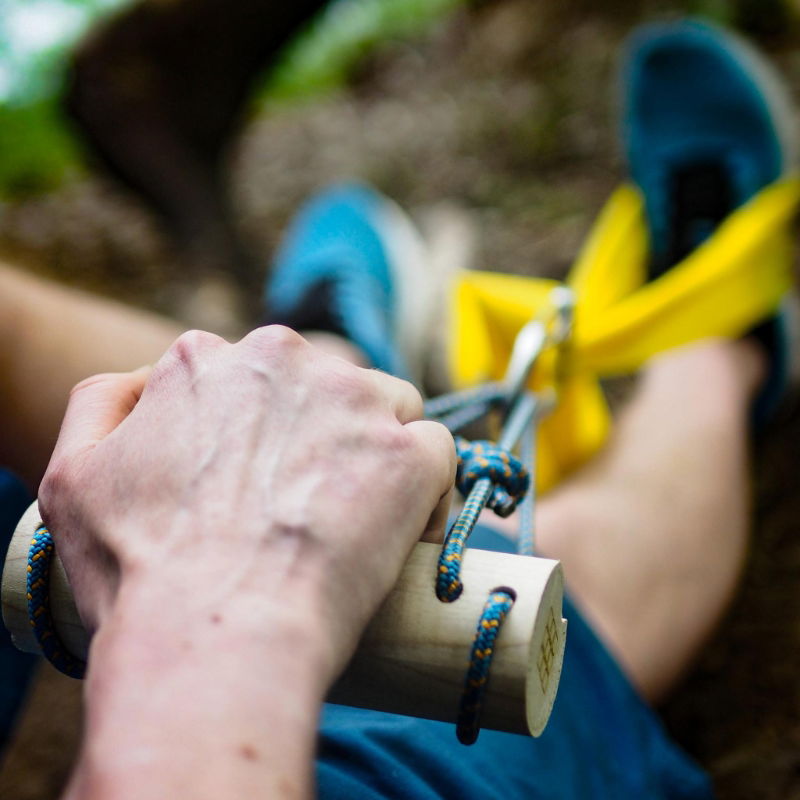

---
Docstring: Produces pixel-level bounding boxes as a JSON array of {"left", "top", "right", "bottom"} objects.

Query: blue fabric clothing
[
  {"left": 317, "top": 525, "right": 714, "bottom": 799},
  {"left": 0, "top": 468, "right": 38, "bottom": 751}
]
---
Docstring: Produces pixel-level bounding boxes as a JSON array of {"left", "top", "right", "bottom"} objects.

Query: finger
[
  {"left": 51, "top": 367, "right": 151, "bottom": 463},
  {"left": 366, "top": 369, "right": 424, "bottom": 424},
  {"left": 405, "top": 418, "right": 457, "bottom": 512},
  {"left": 420, "top": 485, "right": 454, "bottom": 544}
]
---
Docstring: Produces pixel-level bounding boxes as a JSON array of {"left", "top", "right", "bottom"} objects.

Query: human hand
[{"left": 39, "top": 326, "right": 455, "bottom": 684}]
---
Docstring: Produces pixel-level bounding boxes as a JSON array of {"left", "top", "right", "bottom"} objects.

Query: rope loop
[
  {"left": 455, "top": 437, "right": 530, "bottom": 517},
  {"left": 27, "top": 526, "right": 86, "bottom": 679},
  {"left": 456, "top": 587, "right": 516, "bottom": 745}
]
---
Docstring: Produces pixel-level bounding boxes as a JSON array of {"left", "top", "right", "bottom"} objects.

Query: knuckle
[
  {"left": 426, "top": 421, "right": 457, "bottom": 464},
  {"left": 39, "top": 455, "right": 75, "bottom": 512},
  {"left": 237, "top": 326, "right": 307, "bottom": 377},
  {"left": 153, "top": 331, "right": 226, "bottom": 385},
  {"left": 339, "top": 370, "right": 380, "bottom": 409},
  {"left": 169, "top": 330, "right": 225, "bottom": 364},
  {"left": 373, "top": 422, "right": 415, "bottom": 459},
  {"left": 433, "top": 423, "right": 458, "bottom": 477},
  {"left": 402, "top": 381, "right": 425, "bottom": 418},
  {"left": 245, "top": 325, "right": 305, "bottom": 354},
  {"left": 407, "top": 380, "right": 423, "bottom": 405},
  {"left": 404, "top": 421, "right": 456, "bottom": 485},
  {"left": 427, "top": 420, "right": 456, "bottom": 454},
  {"left": 311, "top": 360, "right": 379, "bottom": 409}
]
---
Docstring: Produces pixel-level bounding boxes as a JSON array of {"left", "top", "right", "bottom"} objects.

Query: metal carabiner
[{"left": 503, "top": 286, "right": 576, "bottom": 404}]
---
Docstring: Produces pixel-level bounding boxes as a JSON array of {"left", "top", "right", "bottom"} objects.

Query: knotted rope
[
  {"left": 455, "top": 437, "right": 530, "bottom": 517},
  {"left": 427, "top": 347, "right": 556, "bottom": 742},
  {"left": 27, "top": 525, "right": 85, "bottom": 679},
  {"left": 436, "top": 438, "right": 529, "bottom": 603}
]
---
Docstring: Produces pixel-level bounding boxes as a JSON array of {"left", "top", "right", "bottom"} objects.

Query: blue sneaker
[
  {"left": 623, "top": 18, "right": 796, "bottom": 271},
  {"left": 264, "top": 183, "right": 446, "bottom": 382},
  {"left": 621, "top": 19, "right": 798, "bottom": 418}
]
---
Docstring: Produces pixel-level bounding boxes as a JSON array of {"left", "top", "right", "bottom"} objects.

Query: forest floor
[{"left": 1, "top": 1, "right": 800, "bottom": 797}]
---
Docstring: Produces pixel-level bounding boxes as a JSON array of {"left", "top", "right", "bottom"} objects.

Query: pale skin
[
  {"left": 39, "top": 325, "right": 455, "bottom": 800},
  {"left": 0, "top": 260, "right": 767, "bottom": 795}
]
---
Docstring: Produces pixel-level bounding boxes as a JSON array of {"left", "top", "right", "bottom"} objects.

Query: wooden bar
[{"left": 3, "top": 501, "right": 566, "bottom": 736}]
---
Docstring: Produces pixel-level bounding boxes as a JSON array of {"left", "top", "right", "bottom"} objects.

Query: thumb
[{"left": 51, "top": 367, "right": 152, "bottom": 464}]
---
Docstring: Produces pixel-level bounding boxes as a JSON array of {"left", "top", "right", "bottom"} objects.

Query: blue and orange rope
[
  {"left": 437, "top": 438, "right": 529, "bottom": 603},
  {"left": 456, "top": 588, "right": 516, "bottom": 745},
  {"left": 27, "top": 525, "right": 86, "bottom": 679},
  {"left": 425, "top": 383, "right": 542, "bottom": 744}
]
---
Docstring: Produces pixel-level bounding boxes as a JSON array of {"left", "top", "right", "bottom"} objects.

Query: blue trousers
[
  {"left": 0, "top": 469, "right": 38, "bottom": 752},
  {"left": 316, "top": 526, "right": 715, "bottom": 799}
]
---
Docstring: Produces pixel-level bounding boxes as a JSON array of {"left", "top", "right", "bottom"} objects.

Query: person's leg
[
  {"left": 533, "top": 338, "right": 765, "bottom": 702},
  {"left": 519, "top": 19, "right": 794, "bottom": 705},
  {"left": 0, "top": 263, "right": 182, "bottom": 488},
  {"left": 0, "top": 203, "right": 407, "bottom": 492}
]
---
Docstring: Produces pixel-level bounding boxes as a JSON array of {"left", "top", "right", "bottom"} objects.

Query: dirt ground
[{"left": 1, "top": 1, "right": 800, "bottom": 797}]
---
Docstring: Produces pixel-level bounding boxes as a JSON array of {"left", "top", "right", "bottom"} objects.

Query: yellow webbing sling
[{"left": 448, "top": 178, "right": 800, "bottom": 492}]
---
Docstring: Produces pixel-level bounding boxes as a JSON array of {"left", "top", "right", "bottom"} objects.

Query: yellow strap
[{"left": 448, "top": 177, "right": 800, "bottom": 492}]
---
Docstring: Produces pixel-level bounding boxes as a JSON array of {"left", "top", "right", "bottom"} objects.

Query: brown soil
[{"left": 2, "top": 2, "right": 800, "bottom": 797}]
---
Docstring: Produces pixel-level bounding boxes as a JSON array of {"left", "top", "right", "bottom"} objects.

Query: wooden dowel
[
  {"left": 3, "top": 502, "right": 86, "bottom": 658},
  {"left": 2, "top": 502, "right": 566, "bottom": 737}
]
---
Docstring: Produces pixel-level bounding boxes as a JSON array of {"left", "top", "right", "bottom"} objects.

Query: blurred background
[{"left": 1, "top": 0, "right": 800, "bottom": 796}]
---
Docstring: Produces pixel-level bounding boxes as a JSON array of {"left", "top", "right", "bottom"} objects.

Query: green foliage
[
  {"left": 682, "top": 0, "right": 733, "bottom": 25},
  {"left": 0, "top": 0, "right": 132, "bottom": 197},
  {"left": 263, "top": 0, "right": 467, "bottom": 102},
  {"left": 0, "top": 99, "right": 81, "bottom": 196},
  {"left": 0, "top": 0, "right": 463, "bottom": 196}
]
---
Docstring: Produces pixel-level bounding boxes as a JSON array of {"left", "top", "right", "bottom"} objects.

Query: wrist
[
  {"left": 72, "top": 572, "right": 332, "bottom": 800},
  {"left": 105, "top": 581, "right": 334, "bottom": 694},
  {"left": 104, "top": 512, "right": 350, "bottom": 678}
]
